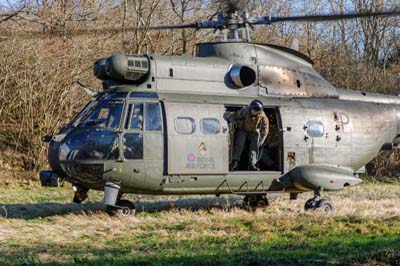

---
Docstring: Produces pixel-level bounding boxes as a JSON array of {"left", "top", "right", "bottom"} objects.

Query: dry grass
[{"left": 0, "top": 182, "right": 399, "bottom": 265}]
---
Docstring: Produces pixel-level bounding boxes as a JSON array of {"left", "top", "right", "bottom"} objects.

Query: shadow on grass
[
  {"left": 0, "top": 202, "right": 104, "bottom": 219},
  {"left": 1, "top": 235, "right": 399, "bottom": 266},
  {"left": 0, "top": 197, "right": 244, "bottom": 219}
]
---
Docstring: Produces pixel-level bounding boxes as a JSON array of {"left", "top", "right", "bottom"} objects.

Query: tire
[
  {"left": 317, "top": 198, "right": 334, "bottom": 213},
  {"left": 72, "top": 187, "right": 88, "bottom": 204},
  {"left": 243, "top": 195, "right": 268, "bottom": 209},
  {"left": 304, "top": 198, "right": 316, "bottom": 210},
  {"left": 73, "top": 195, "right": 82, "bottom": 204},
  {"left": 106, "top": 199, "right": 136, "bottom": 216},
  {"left": 256, "top": 196, "right": 269, "bottom": 208}
]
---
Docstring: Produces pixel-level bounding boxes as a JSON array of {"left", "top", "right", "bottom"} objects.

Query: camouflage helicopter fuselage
[{"left": 42, "top": 42, "right": 400, "bottom": 209}]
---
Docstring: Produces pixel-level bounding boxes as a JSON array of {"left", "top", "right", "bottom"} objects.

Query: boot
[
  {"left": 229, "top": 160, "right": 239, "bottom": 171},
  {"left": 248, "top": 164, "right": 260, "bottom": 171}
]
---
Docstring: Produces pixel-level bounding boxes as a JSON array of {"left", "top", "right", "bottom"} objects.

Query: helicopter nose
[
  {"left": 57, "top": 128, "right": 120, "bottom": 184},
  {"left": 40, "top": 137, "right": 69, "bottom": 187}
]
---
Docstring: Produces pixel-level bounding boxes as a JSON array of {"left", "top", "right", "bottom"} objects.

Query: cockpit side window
[
  {"left": 73, "top": 93, "right": 127, "bottom": 129},
  {"left": 70, "top": 100, "right": 98, "bottom": 128},
  {"left": 104, "top": 101, "right": 124, "bottom": 128},
  {"left": 128, "top": 103, "right": 144, "bottom": 129},
  {"left": 145, "top": 103, "right": 162, "bottom": 131}
]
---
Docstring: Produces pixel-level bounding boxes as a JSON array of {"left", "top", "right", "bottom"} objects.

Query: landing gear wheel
[
  {"left": 317, "top": 198, "right": 334, "bottom": 213},
  {"left": 73, "top": 195, "right": 83, "bottom": 204},
  {"left": 256, "top": 196, "right": 269, "bottom": 208},
  {"left": 72, "top": 186, "right": 89, "bottom": 204},
  {"left": 243, "top": 195, "right": 269, "bottom": 210},
  {"left": 304, "top": 197, "right": 334, "bottom": 212},
  {"left": 106, "top": 199, "right": 136, "bottom": 216},
  {"left": 290, "top": 193, "right": 298, "bottom": 200}
]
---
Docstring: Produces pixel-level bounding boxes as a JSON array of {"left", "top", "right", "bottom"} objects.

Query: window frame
[
  {"left": 123, "top": 101, "right": 144, "bottom": 160},
  {"left": 174, "top": 116, "right": 196, "bottom": 135},
  {"left": 124, "top": 102, "right": 144, "bottom": 130}
]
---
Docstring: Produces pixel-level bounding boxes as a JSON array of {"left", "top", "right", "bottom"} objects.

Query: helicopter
[{"left": 39, "top": 2, "right": 400, "bottom": 215}]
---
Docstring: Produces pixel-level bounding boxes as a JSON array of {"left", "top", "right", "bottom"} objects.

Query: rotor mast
[{"left": 218, "top": 10, "right": 252, "bottom": 42}]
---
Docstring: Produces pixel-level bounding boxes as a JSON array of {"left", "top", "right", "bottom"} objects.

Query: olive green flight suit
[
  {"left": 231, "top": 106, "right": 269, "bottom": 165},
  {"left": 260, "top": 126, "right": 279, "bottom": 167}
]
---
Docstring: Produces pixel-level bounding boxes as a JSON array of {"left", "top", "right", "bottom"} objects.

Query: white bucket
[{"left": 104, "top": 182, "right": 120, "bottom": 206}]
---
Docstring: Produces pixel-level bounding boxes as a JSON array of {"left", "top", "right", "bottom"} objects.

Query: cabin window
[
  {"left": 175, "top": 117, "right": 195, "bottom": 134},
  {"left": 145, "top": 103, "right": 162, "bottom": 131},
  {"left": 305, "top": 120, "right": 324, "bottom": 138},
  {"left": 124, "top": 133, "right": 143, "bottom": 159},
  {"left": 128, "top": 103, "right": 143, "bottom": 130},
  {"left": 200, "top": 118, "right": 220, "bottom": 135}
]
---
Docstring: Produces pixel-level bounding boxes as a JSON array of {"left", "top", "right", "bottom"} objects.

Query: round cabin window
[{"left": 305, "top": 121, "right": 324, "bottom": 138}]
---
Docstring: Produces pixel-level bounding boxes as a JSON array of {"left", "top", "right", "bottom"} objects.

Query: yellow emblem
[{"left": 199, "top": 142, "right": 207, "bottom": 156}]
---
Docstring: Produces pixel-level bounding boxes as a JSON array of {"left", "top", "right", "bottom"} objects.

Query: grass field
[{"left": 0, "top": 177, "right": 400, "bottom": 266}]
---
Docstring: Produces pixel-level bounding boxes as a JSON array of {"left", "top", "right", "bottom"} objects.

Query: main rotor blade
[
  {"left": 137, "top": 23, "right": 199, "bottom": 30},
  {"left": 75, "top": 23, "right": 200, "bottom": 34},
  {"left": 1, "top": 22, "right": 202, "bottom": 39},
  {"left": 255, "top": 9, "right": 400, "bottom": 24}
]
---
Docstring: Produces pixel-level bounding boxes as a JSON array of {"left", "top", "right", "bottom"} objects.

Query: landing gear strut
[
  {"left": 304, "top": 190, "right": 334, "bottom": 212},
  {"left": 243, "top": 194, "right": 269, "bottom": 209}
]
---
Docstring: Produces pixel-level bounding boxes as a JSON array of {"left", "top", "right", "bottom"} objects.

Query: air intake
[
  {"left": 94, "top": 54, "right": 150, "bottom": 82},
  {"left": 106, "top": 54, "right": 149, "bottom": 82},
  {"left": 93, "top": 58, "right": 108, "bottom": 80},
  {"left": 229, "top": 64, "right": 256, "bottom": 88}
]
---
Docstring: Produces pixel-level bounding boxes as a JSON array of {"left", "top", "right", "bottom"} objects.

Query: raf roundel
[{"left": 187, "top": 154, "right": 196, "bottom": 162}]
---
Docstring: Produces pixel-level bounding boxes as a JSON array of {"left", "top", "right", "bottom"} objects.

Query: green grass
[{"left": 0, "top": 182, "right": 400, "bottom": 266}]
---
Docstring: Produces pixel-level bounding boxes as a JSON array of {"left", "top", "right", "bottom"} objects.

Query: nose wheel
[
  {"left": 106, "top": 199, "right": 136, "bottom": 216},
  {"left": 72, "top": 186, "right": 88, "bottom": 204},
  {"left": 103, "top": 182, "right": 136, "bottom": 216}
]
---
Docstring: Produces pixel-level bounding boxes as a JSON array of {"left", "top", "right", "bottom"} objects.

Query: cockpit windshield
[
  {"left": 80, "top": 100, "right": 124, "bottom": 129},
  {"left": 71, "top": 93, "right": 125, "bottom": 129}
]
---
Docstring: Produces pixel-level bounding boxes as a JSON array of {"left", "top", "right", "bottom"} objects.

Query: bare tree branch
[{"left": 0, "top": 5, "right": 25, "bottom": 24}]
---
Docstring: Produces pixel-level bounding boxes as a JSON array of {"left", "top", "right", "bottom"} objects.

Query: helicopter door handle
[
  {"left": 223, "top": 127, "right": 228, "bottom": 133},
  {"left": 134, "top": 168, "right": 140, "bottom": 173}
]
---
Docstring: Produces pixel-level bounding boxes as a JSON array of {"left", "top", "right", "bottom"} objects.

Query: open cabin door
[{"left": 165, "top": 102, "right": 229, "bottom": 175}]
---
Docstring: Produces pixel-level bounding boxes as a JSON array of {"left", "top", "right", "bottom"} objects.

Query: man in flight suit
[{"left": 228, "top": 100, "right": 269, "bottom": 171}]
